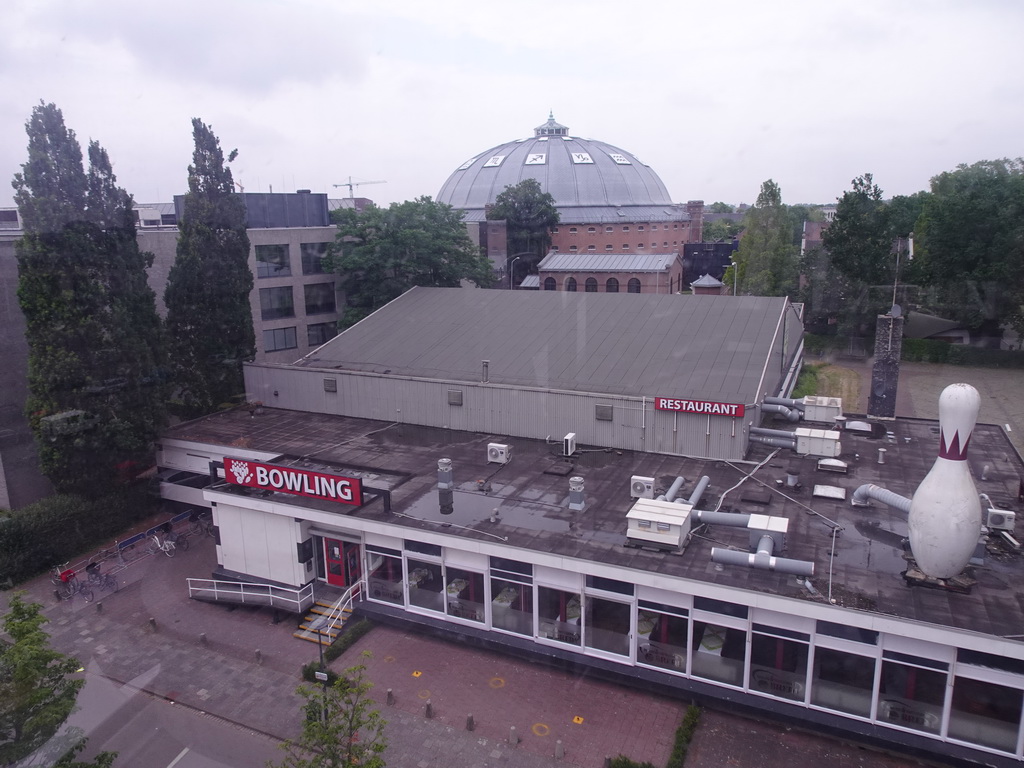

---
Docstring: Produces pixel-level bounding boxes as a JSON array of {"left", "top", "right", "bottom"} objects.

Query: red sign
[
  {"left": 654, "top": 397, "right": 745, "bottom": 418},
  {"left": 223, "top": 457, "right": 363, "bottom": 506}
]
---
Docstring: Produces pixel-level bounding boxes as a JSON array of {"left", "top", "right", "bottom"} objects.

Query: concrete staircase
[{"left": 293, "top": 596, "right": 352, "bottom": 644}]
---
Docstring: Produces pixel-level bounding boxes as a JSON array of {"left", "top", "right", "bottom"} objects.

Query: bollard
[
  {"left": 96, "top": 602, "right": 103, "bottom": 613},
  {"left": 555, "top": 740, "right": 564, "bottom": 760},
  {"left": 200, "top": 632, "right": 208, "bottom": 646},
  {"left": 255, "top": 649, "right": 262, "bottom": 665},
  {"left": 509, "top": 726, "right": 519, "bottom": 746},
  {"left": 604, "top": 757, "right": 612, "bottom": 768},
  {"left": 425, "top": 699, "right": 433, "bottom": 719},
  {"left": 386, "top": 688, "right": 395, "bottom": 706},
  {"left": 148, "top": 617, "right": 157, "bottom": 631},
  {"left": 466, "top": 714, "right": 475, "bottom": 732}
]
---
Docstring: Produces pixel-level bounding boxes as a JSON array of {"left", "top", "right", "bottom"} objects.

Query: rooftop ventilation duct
[
  {"left": 657, "top": 476, "right": 686, "bottom": 502},
  {"left": 762, "top": 403, "right": 801, "bottom": 422},
  {"left": 437, "top": 458, "right": 453, "bottom": 489},
  {"left": 568, "top": 476, "right": 585, "bottom": 511},
  {"left": 710, "top": 514, "right": 815, "bottom": 576},
  {"left": 686, "top": 476, "right": 711, "bottom": 507},
  {"left": 626, "top": 498, "right": 692, "bottom": 550},
  {"left": 764, "top": 396, "right": 806, "bottom": 412},
  {"left": 851, "top": 483, "right": 911, "bottom": 514}
]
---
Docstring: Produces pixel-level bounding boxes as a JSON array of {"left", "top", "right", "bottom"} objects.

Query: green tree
[
  {"left": 707, "top": 201, "right": 734, "bottom": 214},
  {"left": 0, "top": 594, "right": 114, "bottom": 766},
  {"left": 164, "top": 119, "right": 254, "bottom": 418},
  {"left": 732, "top": 180, "right": 799, "bottom": 297},
  {"left": 914, "top": 159, "right": 1024, "bottom": 338},
  {"left": 13, "top": 102, "right": 166, "bottom": 495},
  {"left": 271, "top": 658, "right": 387, "bottom": 768},
  {"left": 822, "top": 174, "right": 892, "bottom": 286},
  {"left": 327, "top": 197, "right": 494, "bottom": 329},
  {"left": 702, "top": 218, "right": 741, "bottom": 243},
  {"left": 485, "top": 179, "right": 560, "bottom": 279}
]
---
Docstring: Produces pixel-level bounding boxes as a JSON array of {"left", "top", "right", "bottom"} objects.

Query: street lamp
[{"left": 509, "top": 256, "right": 522, "bottom": 290}]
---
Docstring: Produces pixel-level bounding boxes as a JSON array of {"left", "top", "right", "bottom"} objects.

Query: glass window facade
[
  {"left": 301, "top": 242, "right": 328, "bottom": 274},
  {"left": 307, "top": 321, "right": 336, "bottom": 347},
  {"left": 260, "top": 286, "right": 294, "bottom": 320},
  {"left": 538, "top": 586, "right": 581, "bottom": 645},
  {"left": 304, "top": 282, "right": 336, "bottom": 315},
  {"left": 627, "top": 278, "right": 641, "bottom": 293},
  {"left": 811, "top": 647, "right": 875, "bottom": 718},
  {"left": 263, "top": 326, "right": 297, "bottom": 352},
  {"left": 256, "top": 244, "right": 290, "bottom": 278},
  {"left": 445, "top": 567, "right": 484, "bottom": 623},
  {"left": 407, "top": 559, "right": 443, "bottom": 612}
]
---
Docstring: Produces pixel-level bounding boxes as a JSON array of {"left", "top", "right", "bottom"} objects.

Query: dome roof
[{"left": 437, "top": 114, "right": 674, "bottom": 221}]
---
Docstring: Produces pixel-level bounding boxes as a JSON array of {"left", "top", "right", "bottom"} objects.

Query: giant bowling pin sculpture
[{"left": 907, "top": 383, "right": 982, "bottom": 579}]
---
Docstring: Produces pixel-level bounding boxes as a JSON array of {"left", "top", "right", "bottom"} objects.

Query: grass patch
[{"left": 791, "top": 363, "right": 823, "bottom": 399}]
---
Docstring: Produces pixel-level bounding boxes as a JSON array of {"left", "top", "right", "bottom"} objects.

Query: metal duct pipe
[
  {"left": 659, "top": 476, "right": 686, "bottom": 503},
  {"left": 748, "top": 434, "right": 796, "bottom": 449},
  {"left": 711, "top": 543, "right": 816, "bottom": 576},
  {"left": 764, "top": 396, "right": 806, "bottom": 411},
  {"left": 750, "top": 427, "right": 797, "bottom": 438},
  {"left": 761, "top": 403, "right": 800, "bottom": 422},
  {"left": 694, "top": 509, "right": 751, "bottom": 527},
  {"left": 686, "top": 476, "right": 711, "bottom": 507},
  {"left": 851, "top": 483, "right": 911, "bottom": 513}
]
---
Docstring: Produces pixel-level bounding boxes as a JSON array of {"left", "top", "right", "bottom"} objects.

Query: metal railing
[
  {"left": 313, "top": 578, "right": 366, "bottom": 645},
  {"left": 187, "top": 578, "right": 315, "bottom": 613}
]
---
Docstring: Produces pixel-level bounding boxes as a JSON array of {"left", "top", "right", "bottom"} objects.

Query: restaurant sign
[
  {"left": 223, "top": 457, "right": 363, "bottom": 506},
  {"left": 654, "top": 397, "right": 745, "bottom": 418}
]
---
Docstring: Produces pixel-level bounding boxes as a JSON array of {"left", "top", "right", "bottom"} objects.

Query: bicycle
[
  {"left": 188, "top": 509, "right": 215, "bottom": 538},
  {"left": 51, "top": 563, "right": 94, "bottom": 603},
  {"left": 148, "top": 530, "right": 188, "bottom": 557},
  {"left": 85, "top": 561, "right": 118, "bottom": 592}
]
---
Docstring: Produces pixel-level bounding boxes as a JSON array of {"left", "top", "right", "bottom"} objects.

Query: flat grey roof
[
  {"left": 165, "top": 406, "right": 1024, "bottom": 641},
  {"left": 538, "top": 252, "right": 676, "bottom": 272},
  {"left": 297, "top": 287, "right": 790, "bottom": 403}
]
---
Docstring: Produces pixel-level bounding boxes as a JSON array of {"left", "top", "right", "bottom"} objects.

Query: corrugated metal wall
[{"left": 245, "top": 365, "right": 752, "bottom": 460}]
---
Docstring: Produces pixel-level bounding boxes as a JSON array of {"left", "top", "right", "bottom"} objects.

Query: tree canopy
[
  {"left": 271, "top": 658, "right": 386, "bottom": 768},
  {"left": 732, "top": 179, "right": 799, "bottom": 297},
  {"left": 164, "top": 119, "right": 255, "bottom": 418},
  {"left": 327, "top": 196, "right": 494, "bottom": 329},
  {"left": 914, "top": 159, "right": 1024, "bottom": 337},
  {"left": 485, "top": 179, "right": 559, "bottom": 278},
  {"left": 12, "top": 102, "right": 166, "bottom": 495}
]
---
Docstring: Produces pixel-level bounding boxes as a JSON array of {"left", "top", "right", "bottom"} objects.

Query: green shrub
[
  {"left": 324, "top": 618, "right": 374, "bottom": 662},
  {"left": 790, "top": 363, "right": 823, "bottom": 399},
  {"left": 666, "top": 705, "right": 701, "bottom": 768},
  {"left": 0, "top": 484, "right": 157, "bottom": 586},
  {"left": 608, "top": 757, "right": 655, "bottom": 768},
  {"left": 300, "top": 660, "right": 340, "bottom": 685}
]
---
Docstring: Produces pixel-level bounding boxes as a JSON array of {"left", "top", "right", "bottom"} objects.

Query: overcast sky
[{"left": 2, "top": 0, "right": 1022, "bottom": 211}]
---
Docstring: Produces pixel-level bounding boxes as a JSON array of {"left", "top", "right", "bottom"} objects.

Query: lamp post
[{"left": 509, "top": 256, "right": 522, "bottom": 290}]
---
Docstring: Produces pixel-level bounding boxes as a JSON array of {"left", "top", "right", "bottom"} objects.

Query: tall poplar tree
[
  {"left": 13, "top": 102, "right": 166, "bottom": 496},
  {"left": 164, "top": 119, "right": 254, "bottom": 418},
  {"left": 732, "top": 180, "right": 799, "bottom": 297}
]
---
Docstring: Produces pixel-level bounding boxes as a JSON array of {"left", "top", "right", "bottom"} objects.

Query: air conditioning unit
[
  {"left": 563, "top": 432, "right": 577, "bottom": 457},
  {"left": 630, "top": 475, "right": 655, "bottom": 499},
  {"left": 987, "top": 508, "right": 1016, "bottom": 531},
  {"left": 487, "top": 443, "right": 511, "bottom": 464}
]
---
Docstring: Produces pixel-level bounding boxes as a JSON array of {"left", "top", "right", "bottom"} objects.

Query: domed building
[{"left": 437, "top": 114, "right": 703, "bottom": 290}]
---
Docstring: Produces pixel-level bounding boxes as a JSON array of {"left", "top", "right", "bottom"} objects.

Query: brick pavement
[{"left": 2, "top": 524, "right": 934, "bottom": 768}]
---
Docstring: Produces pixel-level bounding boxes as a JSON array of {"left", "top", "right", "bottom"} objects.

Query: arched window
[
  {"left": 627, "top": 278, "right": 641, "bottom": 293},
  {"left": 566, "top": 277, "right": 578, "bottom": 292},
  {"left": 585, "top": 278, "right": 598, "bottom": 292},
  {"left": 544, "top": 277, "right": 556, "bottom": 291},
  {"left": 606, "top": 278, "right": 619, "bottom": 293}
]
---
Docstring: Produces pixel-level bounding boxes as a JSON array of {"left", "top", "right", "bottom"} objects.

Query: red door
[{"left": 324, "top": 539, "right": 361, "bottom": 587}]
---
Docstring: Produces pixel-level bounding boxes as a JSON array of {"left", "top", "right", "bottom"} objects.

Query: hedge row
[
  {"left": 0, "top": 483, "right": 157, "bottom": 586},
  {"left": 806, "top": 334, "right": 1024, "bottom": 368},
  {"left": 300, "top": 619, "right": 375, "bottom": 683}
]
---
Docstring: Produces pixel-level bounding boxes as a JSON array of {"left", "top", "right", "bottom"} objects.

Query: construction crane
[{"left": 332, "top": 177, "right": 387, "bottom": 198}]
